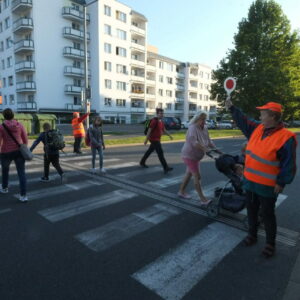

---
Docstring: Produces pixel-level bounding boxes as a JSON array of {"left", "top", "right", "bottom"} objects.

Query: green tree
[{"left": 211, "top": 0, "right": 300, "bottom": 120}]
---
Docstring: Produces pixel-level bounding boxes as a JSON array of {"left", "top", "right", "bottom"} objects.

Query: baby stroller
[{"left": 205, "top": 149, "right": 247, "bottom": 222}]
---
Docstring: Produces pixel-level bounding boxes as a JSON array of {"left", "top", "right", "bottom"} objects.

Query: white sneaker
[
  {"left": 0, "top": 188, "right": 8, "bottom": 193},
  {"left": 90, "top": 168, "right": 97, "bottom": 174},
  {"left": 19, "top": 195, "right": 28, "bottom": 202},
  {"left": 100, "top": 168, "right": 106, "bottom": 174}
]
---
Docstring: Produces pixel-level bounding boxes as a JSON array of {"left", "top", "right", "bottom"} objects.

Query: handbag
[{"left": 2, "top": 123, "right": 33, "bottom": 161}]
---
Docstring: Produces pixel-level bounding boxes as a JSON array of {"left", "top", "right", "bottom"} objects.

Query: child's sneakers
[
  {"left": 0, "top": 188, "right": 8, "bottom": 194},
  {"left": 100, "top": 168, "right": 107, "bottom": 174},
  {"left": 40, "top": 177, "right": 49, "bottom": 182},
  {"left": 19, "top": 195, "right": 28, "bottom": 202},
  {"left": 90, "top": 168, "right": 97, "bottom": 174}
]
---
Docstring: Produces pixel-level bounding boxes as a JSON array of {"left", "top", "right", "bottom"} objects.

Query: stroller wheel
[{"left": 207, "top": 202, "right": 219, "bottom": 218}]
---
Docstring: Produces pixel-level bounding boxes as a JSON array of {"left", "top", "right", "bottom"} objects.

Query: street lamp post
[{"left": 82, "top": 0, "right": 98, "bottom": 128}]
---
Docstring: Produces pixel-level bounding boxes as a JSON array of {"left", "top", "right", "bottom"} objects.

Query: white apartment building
[{"left": 0, "top": 0, "right": 217, "bottom": 123}]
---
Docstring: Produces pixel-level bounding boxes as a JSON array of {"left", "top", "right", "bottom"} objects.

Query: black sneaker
[
  {"left": 140, "top": 162, "right": 149, "bottom": 168},
  {"left": 164, "top": 167, "right": 173, "bottom": 174},
  {"left": 40, "top": 177, "right": 49, "bottom": 182}
]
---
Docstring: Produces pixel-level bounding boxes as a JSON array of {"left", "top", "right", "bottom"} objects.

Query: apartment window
[
  {"left": 104, "top": 24, "right": 111, "bottom": 35},
  {"left": 105, "top": 79, "right": 112, "bottom": 89},
  {"left": 0, "top": 41, "right": 4, "bottom": 52},
  {"left": 4, "top": 0, "right": 10, "bottom": 9},
  {"left": 73, "top": 79, "right": 81, "bottom": 87},
  {"left": 72, "top": 22, "right": 80, "bottom": 30},
  {"left": 73, "top": 96, "right": 81, "bottom": 105},
  {"left": 199, "top": 94, "right": 202, "bottom": 100},
  {"left": 104, "top": 97, "right": 112, "bottom": 106},
  {"left": 4, "top": 95, "right": 7, "bottom": 105},
  {"left": 2, "top": 78, "right": 6, "bottom": 87},
  {"left": 104, "top": 43, "right": 111, "bottom": 53},
  {"left": 166, "top": 77, "right": 173, "bottom": 84},
  {"left": 116, "top": 29, "right": 126, "bottom": 40},
  {"left": 104, "top": 61, "right": 112, "bottom": 71},
  {"left": 7, "top": 56, "right": 12, "bottom": 68},
  {"left": 116, "top": 46, "right": 126, "bottom": 57},
  {"left": 116, "top": 81, "right": 126, "bottom": 91},
  {"left": 199, "top": 82, "right": 203, "bottom": 89},
  {"left": 26, "top": 55, "right": 33, "bottom": 61},
  {"left": 6, "top": 37, "right": 13, "bottom": 49},
  {"left": 116, "top": 10, "right": 126, "bottom": 23},
  {"left": 9, "top": 94, "right": 14, "bottom": 105},
  {"left": 116, "top": 64, "right": 127, "bottom": 74},
  {"left": 204, "top": 95, "right": 209, "bottom": 101},
  {"left": 204, "top": 84, "right": 209, "bottom": 90},
  {"left": 199, "top": 71, "right": 203, "bottom": 78},
  {"left": 0, "top": 22, "right": 3, "bottom": 33},
  {"left": 116, "top": 99, "right": 126, "bottom": 107},
  {"left": 198, "top": 105, "right": 202, "bottom": 110},
  {"left": 206, "top": 72, "right": 210, "bottom": 79},
  {"left": 73, "top": 42, "right": 81, "bottom": 50},
  {"left": 5, "top": 17, "right": 10, "bottom": 29},
  {"left": 158, "top": 75, "right": 163, "bottom": 83},
  {"left": 1, "top": 59, "right": 5, "bottom": 70},
  {"left": 159, "top": 61, "right": 164, "bottom": 69},
  {"left": 71, "top": 3, "right": 80, "bottom": 11},
  {"left": 8, "top": 75, "right": 13, "bottom": 86},
  {"left": 28, "top": 95, "right": 35, "bottom": 103},
  {"left": 166, "top": 63, "right": 173, "bottom": 72},
  {"left": 104, "top": 5, "right": 111, "bottom": 16},
  {"left": 166, "top": 90, "right": 172, "bottom": 97},
  {"left": 157, "top": 102, "right": 163, "bottom": 109},
  {"left": 73, "top": 60, "right": 81, "bottom": 68},
  {"left": 158, "top": 89, "right": 163, "bottom": 96},
  {"left": 166, "top": 103, "right": 172, "bottom": 110}
]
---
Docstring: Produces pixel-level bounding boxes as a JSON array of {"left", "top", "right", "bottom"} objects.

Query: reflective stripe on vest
[
  {"left": 244, "top": 124, "right": 296, "bottom": 187},
  {"left": 72, "top": 118, "right": 85, "bottom": 136}
]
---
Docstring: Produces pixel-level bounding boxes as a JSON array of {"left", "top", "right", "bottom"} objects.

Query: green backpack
[
  {"left": 46, "top": 129, "right": 65, "bottom": 150},
  {"left": 144, "top": 118, "right": 158, "bottom": 135}
]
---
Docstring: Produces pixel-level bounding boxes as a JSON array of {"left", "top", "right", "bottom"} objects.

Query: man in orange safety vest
[{"left": 72, "top": 112, "right": 90, "bottom": 154}]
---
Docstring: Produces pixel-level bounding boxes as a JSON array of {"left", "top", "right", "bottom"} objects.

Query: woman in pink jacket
[
  {"left": 0, "top": 108, "right": 28, "bottom": 202},
  {"left": 178, "top": 112, "right": 218, "bottom": 205}
]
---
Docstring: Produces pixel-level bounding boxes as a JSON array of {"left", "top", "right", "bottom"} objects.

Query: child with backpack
[
  {"left": 87, "top": 116, "right": 106, "bottom": 173},
  {"left": 30, "top": 123, "right": 65, "bottom": 183}
]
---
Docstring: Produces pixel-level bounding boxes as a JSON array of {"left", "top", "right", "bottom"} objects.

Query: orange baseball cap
[{"left": 256, "top": 102, "right": 282, "bottom": 113}]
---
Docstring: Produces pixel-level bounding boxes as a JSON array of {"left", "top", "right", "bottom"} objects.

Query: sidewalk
[{"left": 283, "top": 252, "right": 300, "bottom": 300}]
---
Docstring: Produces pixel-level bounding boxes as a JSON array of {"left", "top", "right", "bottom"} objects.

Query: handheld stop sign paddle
[{"left": 224, "top": 77, "right": 236, "bottom": 96}]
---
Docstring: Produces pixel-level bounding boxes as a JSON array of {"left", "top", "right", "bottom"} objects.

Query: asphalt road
[{"left": 0, "top": 136, "right": 299, "bottom": 300}]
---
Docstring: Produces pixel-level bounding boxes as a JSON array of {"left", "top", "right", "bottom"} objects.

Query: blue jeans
[
  {"left": 91, "top": 147, "right": 103, "bottom": 169},
  {"left": 1, "top": 150, "right": 27, "bottom": 196}
]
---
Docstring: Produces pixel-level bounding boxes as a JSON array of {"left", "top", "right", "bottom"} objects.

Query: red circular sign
[{"left": 226, "top": 79, "right": 234, "bottom": 90}]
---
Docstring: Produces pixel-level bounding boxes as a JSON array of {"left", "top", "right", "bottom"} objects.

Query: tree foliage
[{"left": 210, "top": 0, "right": 300, "bottom": 120}]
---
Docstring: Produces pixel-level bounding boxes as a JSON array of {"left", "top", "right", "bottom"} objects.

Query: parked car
[
  {"left": 206, "top": 120, "right": 217, "bottom": 129},
  {"left": 181, "top": 120, "right": 190, "bottom": 129},
  {"left": 162, "top": 117, "right": 181, "bottom": 130},
  {"left": 216, "top": 121, "right": 233, "bottom": 129}
]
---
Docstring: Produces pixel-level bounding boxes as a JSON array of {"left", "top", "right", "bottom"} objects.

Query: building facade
[{"left": 0, "top": 0, "right": 217, "bottom": 123}]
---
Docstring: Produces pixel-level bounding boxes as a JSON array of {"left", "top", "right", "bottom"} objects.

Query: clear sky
[{"left": 120, "top": 0, "right": 300, "bottom": 69}]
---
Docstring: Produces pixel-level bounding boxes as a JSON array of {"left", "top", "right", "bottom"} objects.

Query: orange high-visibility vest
[
  {"left": 72, "top": 118, "right": 85, "bottom": 137},
  {"left": 244, "top": 124, "right": 296, "bottom": 187}
]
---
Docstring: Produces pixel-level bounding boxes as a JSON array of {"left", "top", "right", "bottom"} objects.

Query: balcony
[
  {"left": 131, "top": 75, "right": 144, "bottom": 83},
  {"left": 63, "top": 27, "right": 90, "bottom": 42},
  {"left": 176, "top": 84, "right": 184, "bottom": 91},
  {"left": 17, "top": 101, "right": 37, "bottom": 111},
  {"left": 63, "top": 47, "right": 90, "bottom": 60},
  {"left": 189, "top": 85, "right": 198, "bottom": 92},
  {"left": 16, "top": 81, "right": 36, "bottom": 92},
  {"left": 130, "top": 26, "right": 146, "bottom": 36},
  {"left": 146, "top": 93, "right": 155, "bottom": 100},
  {"left": 65, "top": 85, "right": 84, "bottom": 95},
  {"left": 130, "top": 90, "right": 144, "bottom": 98},
  {"left": 66, "top": 103, "right": 83, "bottom": 111},
  {"left": 176, "top": 72, "right": 185, "bottom": 79},
  {"left": 64, "top": 66, "right": 90, "bottom": 78},
  {"left": 131, "top": 104, "right": 145, "bottom": 113},
  {"left": 131, "top": 42, "right": 145, "bottom": 52},
  {"left": 13, "top": 18, "right": 33, "bottom": 34},
  {"left": 131, "top": 59, "right": 145, "bottom": 68},
  {"left": 14, "top": 39, "right": 34, "bottom": 54},
  {"left": 15, "top": 60, "right": 35, "bottom": 73},
  {"left": 62, "top": 7, "right": 90, "bottom": 22},
  {"left": 11, "top": 0, "right": 32, "bottom": 13},
  {"left": 175, "top": 98, "right": 184, "bottom": 102},
  {"left": 189, "top": 97, "right": 198, "bottom": 103}
]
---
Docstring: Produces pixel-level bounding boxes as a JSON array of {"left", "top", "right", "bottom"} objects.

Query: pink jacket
[{"left": 0, "top": 120, "right": 28, "bottom": 153}]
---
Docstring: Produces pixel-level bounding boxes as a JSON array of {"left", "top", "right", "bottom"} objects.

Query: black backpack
[
  {"left": 144, "top": 117, "right": 158, "bottom": 135},
  {"left": 46, "top": 129, "right": 65, "bottom": 150}
]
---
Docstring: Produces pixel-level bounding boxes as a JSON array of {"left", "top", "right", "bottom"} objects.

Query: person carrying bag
[{"left": 0, "top": 108, "right": 29, "bottom": 202}]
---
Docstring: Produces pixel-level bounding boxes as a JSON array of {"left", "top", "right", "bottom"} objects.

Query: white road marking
[
  {"left": 0, "top": 208, "right": 12, "bottom": 215},
  {"left": 117, "top": 166, "right": 162, "bottom": 178},
  {"left": 38, "top": 189, "right": 137, "bottom": 222},
  {"left": 14, "top": 180, "right": 104, "bottom": 201},
  {"left": 75, "top": 158, "right": 120, "bottom": 166},
  {"left": 147, "top": 175, "right": 184, "bottom": 188},
  {"left": 132, "top": 222, "right": 246, "bottom": 300},
  {"left": 60, "top": 155, "right": 92, "bottom": 162},
  {"left": 75, "top": 203, "right": 181, "bottom": 252},
  {"left": 106, "top": 162, "right": 139, "bottom": 170}
]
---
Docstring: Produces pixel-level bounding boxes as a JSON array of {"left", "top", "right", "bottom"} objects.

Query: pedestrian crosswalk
[{"left": 0, "top": 152, "right": 297, "bottom": 300}]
